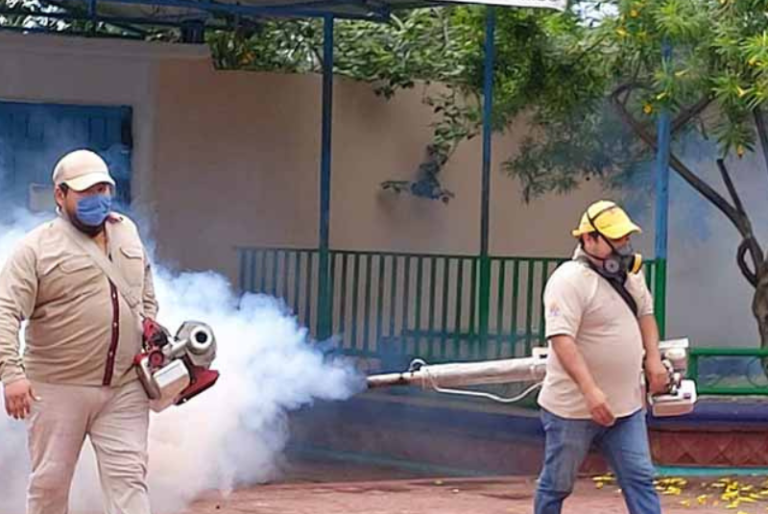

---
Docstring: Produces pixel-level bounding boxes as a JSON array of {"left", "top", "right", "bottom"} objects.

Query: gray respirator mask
[{"left": 584, "top": 208, "right": 642, "bottom": 276}]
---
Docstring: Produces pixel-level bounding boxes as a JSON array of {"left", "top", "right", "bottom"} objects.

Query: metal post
[
  {"left": 478, "top": 6, "right": 496, "bottom": 357},
  {"left": 653, "top": 41, "right": 672, "bottom": 338},
  {"left": 89, "top": 0, "right": 97, "bottom": 33},
  {"left": 317, "top": 14, "right": 334, "bottom": 341}
]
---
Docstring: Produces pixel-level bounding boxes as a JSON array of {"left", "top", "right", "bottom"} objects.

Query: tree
[
  {"left": 0, "top": 0, "right": 164, "bottom": 38},
  {"left": 505, "top": 0, "right": 768, "bottom": 348}
]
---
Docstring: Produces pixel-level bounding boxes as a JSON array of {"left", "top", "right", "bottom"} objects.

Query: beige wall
[
  {"left": 151, "top": 60, "right": 604, "bottom": 280},
  {"left": 0, "top": 32, "right": 207, "bottom": 209},
  {"left": 150, "top": 62, "right": 322, "bottom": 278},
  {"left": 330, "top": 80, "right": 484, "bottom": 255},
  {"left": 3, "top": 32, "right": 766, "bottom": 347},
  {"left": 0, "top": 33, "right": 603, "bottom": 280}
]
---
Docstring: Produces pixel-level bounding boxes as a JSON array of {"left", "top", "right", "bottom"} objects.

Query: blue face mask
[{"left": 75, "top": 194, "right": 112, "bottom": 227}]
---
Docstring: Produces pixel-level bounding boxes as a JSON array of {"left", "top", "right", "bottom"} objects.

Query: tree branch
[
  {"left": 718, "top": 158, "right": 765, "bottom": 271},
  {"left": 671, "top": 96, "right": 713, "bottom": 135},
  {"left": 623, "top": 60, "right": 643, "bottom": 107},
  {"left": 609, "top": 87, "right": 744, "bottom": 232},
  {"left": 754, "top": 107, "right": 768, "bottom": 183},
  {"left": 738, "top": 238, "right": 759, "bottom": 288},
  {"left": 717, "top": 158, "right": 747, "bottom": 217},
  {"left": 569, "top": 34, "right": 609, "bottom": 69},
  {"left": 612, "top": 82, "right": 647, "bottom": 104}
]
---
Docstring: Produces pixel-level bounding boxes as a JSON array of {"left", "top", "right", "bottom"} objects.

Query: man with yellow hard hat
[{"left": 534, "top": 200, "right": 668, "bottom": 514}]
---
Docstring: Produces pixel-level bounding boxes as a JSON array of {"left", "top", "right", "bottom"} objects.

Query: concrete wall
[
  {"left": 0, "top": 32, "right": 208, "bottom": 209},
  {"left": 151, "top": 59, "right": 605, "bottom": 281},
  {"left": 150, "top": 62, "right": 323, "bottom": 277},
  {"left": 0, "top": 33, "right": 604, "bottom": 271}
]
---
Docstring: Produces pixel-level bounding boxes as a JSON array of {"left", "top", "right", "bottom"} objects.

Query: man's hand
[
  {"left": 3, "top": 378, "right": 37, "bottom": 420},
  {"left": 584, "top": 386, "right": 615, "bottom": 427},
  {"left": 645, "top": 357, "right": 670, "bottom": 395}
]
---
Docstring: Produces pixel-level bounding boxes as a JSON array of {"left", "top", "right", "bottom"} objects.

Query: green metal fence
[
  {"left": 237, "top": 246, "right": 662, "bottom": 363},
  {"left": 687, "top": 347, "right": 768, "bottom": 395}
]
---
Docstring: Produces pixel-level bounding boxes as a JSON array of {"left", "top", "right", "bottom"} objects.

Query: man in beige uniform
[
  {"left": 0, "top": 149, "right": 157, "bottom": 514},
  {"left": 534, "top": 200, "right": 669, "bottom": 514}
]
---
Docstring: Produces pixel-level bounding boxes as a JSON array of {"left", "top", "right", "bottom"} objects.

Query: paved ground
[{"left": 180, "top": 460, "right": 768, "bottom": 514}]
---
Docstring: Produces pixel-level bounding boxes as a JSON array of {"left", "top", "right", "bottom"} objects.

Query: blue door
[{"left": 0, "top": 101, "right": 132, "bottom": 215}]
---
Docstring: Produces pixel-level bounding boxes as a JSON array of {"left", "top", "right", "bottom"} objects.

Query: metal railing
[
  {"left": 688, "top": 347, "right": 768, "bottom": 395},
  {"left": 237, "top": 246, "right": 662, "bottom": 364}
]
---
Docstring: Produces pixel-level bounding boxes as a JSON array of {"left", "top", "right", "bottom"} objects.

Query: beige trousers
[{"left": 26, "top": 380, "right": 151, "bottom": 514}]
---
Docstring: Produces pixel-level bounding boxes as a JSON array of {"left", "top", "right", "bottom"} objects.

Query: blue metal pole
[
  {"left": 480, "top": 7, "right": 495, "bottom": 259},
  {"left": 653, "top": 41, "right": 672, "bottom": 337},
  {"left": 317, "top": 14, "right": 334, "bottom": 341},
  {"left": 478, "top": 6, "right": 496, "bottom": 355},
  {"left": 88, "top": 0, "right": 388, "bottom": 22}
]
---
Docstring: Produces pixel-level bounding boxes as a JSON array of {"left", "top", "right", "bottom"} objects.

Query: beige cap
[{"left": 52, "top": 149, "right": 116, "bottom": 192}]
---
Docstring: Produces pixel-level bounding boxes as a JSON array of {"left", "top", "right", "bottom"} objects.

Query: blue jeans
[{"left": 534, "top": 409, "right": 661, "bottom": 514}]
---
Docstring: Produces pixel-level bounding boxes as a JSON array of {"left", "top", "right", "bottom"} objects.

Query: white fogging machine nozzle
[
  {"left": 134, "top": 319, "right": 221, "bottom": 412},
  {"left": 366, "top": 340, "right": 698, "bottom": 417},
  {"left": 187, "top": 325, "right": 215, "bottom": 355}
]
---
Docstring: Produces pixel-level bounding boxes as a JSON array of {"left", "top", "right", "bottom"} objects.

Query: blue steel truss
[{"left": 0, "top": 0, "right": 395, "bottom": 39}]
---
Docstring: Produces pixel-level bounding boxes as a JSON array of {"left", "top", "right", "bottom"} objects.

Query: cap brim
[
  {"left": 63, "top": 173, "right": 116, "bottom": 192},
  {"left": 571, "top": 228, "right": 587, "bottom": 237},
  {"left": 600, "top": 221, "right": 642, "bottom": 239}
]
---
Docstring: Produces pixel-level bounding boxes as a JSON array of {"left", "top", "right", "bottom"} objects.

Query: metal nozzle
[
  {"left": 366, "top": 372, "right": 414, "bottom": 389},
  {"left": 187, "top": 325, "right": 214, "bottom": 355}
]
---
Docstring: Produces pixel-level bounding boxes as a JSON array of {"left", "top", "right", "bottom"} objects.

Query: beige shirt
[
  {"left": 537, "top": 247, "right": 653, "bottom": 419},
  {"left": 0, "top": 214, "right": 158, "bottom": 387}
]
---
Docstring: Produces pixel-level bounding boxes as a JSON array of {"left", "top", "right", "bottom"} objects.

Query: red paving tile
[{"left": 179, "top": 474, "right": 768, "bottom": 514}]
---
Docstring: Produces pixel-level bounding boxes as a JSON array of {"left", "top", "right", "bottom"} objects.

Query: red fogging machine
[
  {"left": 134, "top": 318, "right": 220, "bottom": 412},
  {"left": 366, "top": 339, "right": 697, "bottom": 418}
]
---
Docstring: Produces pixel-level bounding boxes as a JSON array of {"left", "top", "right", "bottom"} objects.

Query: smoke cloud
[
  {"left": 618, "top": 134, "right": 768, "bottom": 349},
  {"left": 0, "top": 208, "right": 365, "bottom": 514}
]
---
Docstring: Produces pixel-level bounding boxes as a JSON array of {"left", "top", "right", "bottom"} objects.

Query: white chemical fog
[{"left": 0, "top": 208, "right": 364, "bottom": 514}]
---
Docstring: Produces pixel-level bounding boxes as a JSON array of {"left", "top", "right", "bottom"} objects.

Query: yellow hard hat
[{"left": 572, "top": 200, "right": 642, "bottom": 239}]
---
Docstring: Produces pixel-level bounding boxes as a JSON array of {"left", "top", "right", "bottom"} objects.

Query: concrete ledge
[{"left": 0, "top": 31, "right": 210, "bottom": 61}]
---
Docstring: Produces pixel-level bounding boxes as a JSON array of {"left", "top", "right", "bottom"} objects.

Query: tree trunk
[
  {"left": 752, "top": 108, "right": 768, "bottom": 350},
  {"left": 753, "top": 264, "right": 768, "bottom": 349}
]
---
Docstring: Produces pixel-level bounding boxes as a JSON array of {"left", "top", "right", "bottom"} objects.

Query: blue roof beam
[{"left": 93, "top": 0, "right": 390, "bottom": 21}]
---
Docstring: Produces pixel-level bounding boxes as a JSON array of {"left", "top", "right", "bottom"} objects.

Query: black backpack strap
[{"left": 576, "top": 257, "right": 638, "bottom": 317}]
